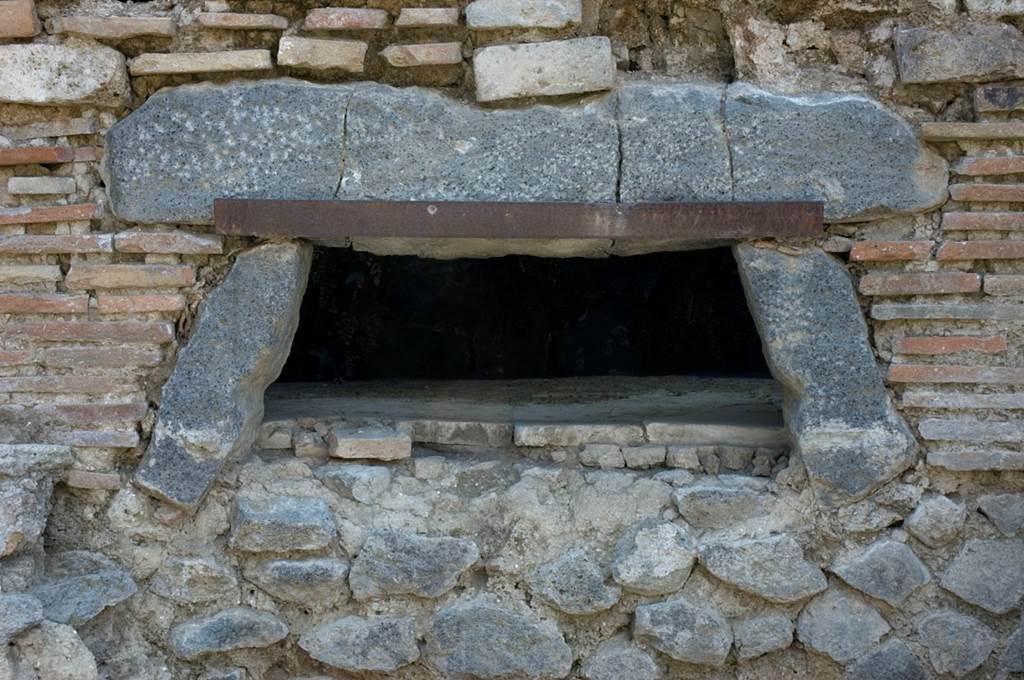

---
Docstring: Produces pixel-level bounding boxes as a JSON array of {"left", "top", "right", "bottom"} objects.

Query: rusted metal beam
[{"left": 214, "top": 199, "right": 823, "bottom": 241}]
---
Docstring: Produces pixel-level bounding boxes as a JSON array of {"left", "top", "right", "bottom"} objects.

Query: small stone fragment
[
  {"left": 579, "top": 444, "right": 625, "bottom": 469},
  {"left": 977, "top": 493, "right": 1024, "bottom": 536},
  {"left": 381, "top": 42, "right": 462, "bottom": 67},
  {"left": 473, "top": 37, "right": 615, "bottom": 102},
  {"left": 228, "top": 496, "right": 336, "bottom": 553},
  {"left": 292, "top": 429, "right": 328, "bottom": 457},
  {"left": 12, "top": 621, "right": 98, "bottom": 680},
  {"left": 673, "top": 482, "right": 771, "bottom": 528},
  {"left": 699, "top": 535, "right": 827, "bottom": 604},
  {"left": 846, "top": 639, "right": 929, "bottom": 680},
  {"left": 832, "top": 540, "right": 930, "bottom": 606},
  {"left": 0, "top": 44, "right": 129, "bottom": 106},
  {"left": 0, "top": 593, "right": 43, "bottom": 645},
  {"left": 610, "top": 519, "right": 696, "bottom": 595},
  {"left": 149, "top": 557, "right": 238, "bottom": 604},
  {"left": 633, "top": 597, "right": 732, "bottom": 666},
  {"left": 940, "top": 539, "right": 1024, "bottom": 613},
  {"left": 527, "top": 548, "right": 620, "bottom": 615},
  {"left": 244, "top": 557, "right": 349, "bottom": 605},
  {"left": 298, "top": 615, "right": 419, "bottom": 672},
  {"left": 395, "top": 7, "right": 459, "bottom": 26},
  {"left": 466, "top": 0, "right": 581, "bottom": 28},
  {"left": 168, "top": 608, "right": 288, "bottom": 660},
  {"left": 328, "top": 425, "right": 411, "bottom": 460},
  {"left": 732, "top": 612, "right": 794, "bottom": 661},
  {"left": 581, "top": 637, "right": 660, "bottom": 680},
  {"left": 277, "top": 37, "right": 367, "bottom": 72},
  {"left": 906, "top": 495, "right": 967, "bottom": 547},
  {"left": 796, "top": 589, "right": 890, "bottom": 663},
  {"left": 623, "top": 445, "right": 667, "bottom": 469},
  {"left": 349, "top": 529, "right": 479, "bottom": 599},
  {"left": 917, "top": 610, "right": 996, "bottom": 677},
  {"left": 315, "top": 464, "right": 390, "bottom": 503}
]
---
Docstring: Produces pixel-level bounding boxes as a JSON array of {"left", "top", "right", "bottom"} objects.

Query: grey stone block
[
  {"left": 315, "top": 464, "right": 390, "bottom": 504},
  {"left": 298, "top": 615, "right": 419, "bottom": 672},
  {"left": 472, "top": 37, "right": 615, "bottom": 102},
  {"left": 796, "top": 589, "right": 890, "bottom": 664},
  {"left": 1002, "top": 615, "right": 1024, "bottom": 673},
  {"left": 916, "top": 610, "right": 996, "bottom": 677},
  {"left": 32, "top": 568, "right": 137, "bottom": 627},
  {"left": 906, "top": 495, "right": 966, "bottom": 547},
  {"left": 895, "top": 23, "right": 1024, "bottom": 84},
  {"left": 349, "top": 529, "right": 479, "bottom": 599},
  {"left": 228, "top": 496, "right": 336, "bottom": 553},
  {"left": 0, "top": 593, "right": 43, "bottom": 645},
  {"left": 1, "top": 477, "right": 54, "bottom": 557},
  {"left": 149, "top": 557, "right": 238, "bottom": 604},
  {"left": 327, "top": 425, "right": 411, "bottom": 460},
  {"left": 633, "top": 597, "right": 732, "bottom": 667},
  {"left": 0, "top": 43, "right": 129, "bottom": 106},
  {"left": 168, "top": 608, "right": 288, "bottom": 660},
  {"left": 699, "top": 535, "right": 827, "bottom": 604},
  {"left": 465, "top": 0, "right": 581, "bottom": 29},
  {"left": 244, "top": 557, "right": 350, "bottom": 606},
  {"left": 673, "top": 482, "right": 772, "bottom": 528},
  {"left": 940, "top": 538, "right": 1024, "bottom": 613},
  {"left": 134, "top": 242, "right": 311, "bottom": 511},
  {"left": 526, "top": 548, "right": 620, "bottom": 615},
  {"left": 581, "top": 637, "right": 660, "bottom": 680},
  {"left": 846, "top": 640, "right": 929, "bottom": 680},
  {"left": 0, "top": 444, "right": 72, "bottom": 477},
  {"left": 732, "top": 613, "right": 794, "bottom": 661},
  {"left": 832, "top": 540, "right": 930, "bottom": 606},
  {"left": 611, "top": 519, "right": 696, "bottom": 596},
  {"left": 978, "top": 493, "right": 1024, "bottom": 536}
]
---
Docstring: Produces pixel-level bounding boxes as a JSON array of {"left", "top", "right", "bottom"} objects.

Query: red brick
[
  {"left": 196, "top": 12, "right": 288, "bottom": 29},
  {"left": 47, "top": 15, "right": 176, "bottom": 39},
  {"left": 949, "top": 183, "right": 1024, "bottom": 203},
  {"left": 0, "top": 146, "right": 76, "bottom": 166},
  {"left": 1, "top": 321, "right": 174, "bottom": 343},
  {"left": 936, "top": 240, "right": 1024, "bottom": 260},
  {"left": 859, "top": 272, "right": 980, "bottom": 296},
  {"left": 114, "top": 229, "right": 222, "bottom": 254},
  {"left": 65, "top": 264, "right": 195, "bottom": 290},
  {"left": 0, "top": 375, "right": 130, "bottom": 394},
  {"left": 0, "top": 264, "right": 62, "bottom": 285},
  {"left": 59, "top": 431, "right": 139, "bottom": 448},
  {"left": 304, "top": 7, "right": 388, "bottom": 29},
  {"left": 0, "top": 0, "right": 40, "bottom": 38},
  {"left": 849, "top": 241, "right": 934, "bottom": 261},
  {"left": 94, "top": 294, "right": 186, "bottom": 313},
  {"left": 942, "top": 212, "right": 1024, "bottom": 231},
  {"left": 954, "top": 156, "right": 1024, "bottom": 176},
  {"left": 922, "top": 122, "right": 1024, "bottom": 141},
  {"left": 985, "top": 274, "right": 1024, "bottom": 295},
  {"left": 0, "top": 204, "right": 97, "bottom": 226},
  {"left": 893, "top": 335, "right": 1007, "bottom": 355},
  {"left": 66, "top": 470, "right": 123, "bottom": 489},
  {"left": 0, "top": 234, "right": 112, "bottom": 254},
  {"left": 73, "top": 147, "right": 99, "bottom": 162},
  {"left": 43, "top": 346, "right": 163, "bottom": 368},
  {"left": 887, "top": 363, "right": 1024, "bottom": 384},
  {"left": 0, "top": 293, "right": 89, "bottom": 314},
  {"left": 0, "top": 350, "right": 33, "bottom": 367}
]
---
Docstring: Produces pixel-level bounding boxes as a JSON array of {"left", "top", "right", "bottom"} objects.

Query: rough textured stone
[
  {"left": 134, "top": 243, "right": 311, "bottom": 510},
  {"left": 0, "top": 594, "right": 43, "bottom": 645},
  {"left": 473, "top": 37, "right": 615, "bottom": 102},
  {"left": 380, "top": 42, "right": 462, "bottom": 67},
  {"left": 12, "top": 621, "right": 98, "bottom": 680},
  {"left": 633, "top": 597, "right": 732, "bottom": 666},
  {"left": 1003, "top": 615, "right": 1024, "bottom": 673},
  {"left": 129, "top": 50, "right": 272, "bottom": 76},
  {"left": 726, "top": 84, "right": 947, "bottom": 222},
  {"left": 0, "top": 0, "right": 40, "bottom": 38},
  {"left": 244, "top": 557, "right": 349, "bottom": 605},
  {"left": 31, "top": 557, "right": 137, "bottom": 626},
  {"left": 673, "top": 481, "right": 771, "bottom": 528},
  {"left": 699, "top": 535, "right": 827, "bottom": 603},
  {"left": 0, "top": 43, "right": 129, "bottom": 106},
  {"left": 917, "top": 610, "right": 996, "bottom": 677},
  {"left": 906, "top": 495, "right": 966, "bottom": 547},
  {"left": 734, "top": 245, "right": 916, "bottom": 504},
  {"left": 846, "top": 640, "right": 929, "bottom": 680},
  {"left": 580, "top": 637, "right": 660, "bottom": 680},
  {"left": 425, "top": 600, "right": 572, "bottom": 679},
  {"left": 796, "top": 589, "right": 890, "bottom": 663},
  {"left": 977, "top": 493, "right": 1024, "bottom": 536},
  {"left": 168, "top": 608, "right": 288, "bottom": 660},
  {"left": 314, "top": 464, "right": 390, "bottom": 503},
  {"left": 228, "top": 496, "right": 335, "bottom": 553},
  {"left": 527, "top": 549, "right": 620, "bottom": 615},
  {"left": 466, "top": 0, "right": 581, "bottom": 28},
  {"left": 299, "top": 616, "right": 419, "bottom": 672},
  {"left": 277, "top": 37, "right": 366, "bottom": 72},
  {"left": 0, "top": 444, "right": 71, "bottom": 477},
  {"left": 149, "top": 557, "right": 238, "bottom": 604},
  {"left": 940, "top": 539, "right": 1024, "bottom": 613},
  {"left": 732, "top": 613, "right": 794, "bottom": 660},
  {"left": 349, "top": 529, "right": 479, "bottom": 599},
  {"left": 610, "top": 519, "right": 696, "bottom": 595},
  {"left": 328, "top": 425, "right": 411, "bottom": 460},
  {"left": 1, "top": 477, "right": 53, "bottom": 556},
  {"left": 832, "top": 540, "right": 930, "bottom": 606},
  {"left": 895, "top": 23, "right": 1024, "bottom": 84},
  {"left": 966, "top": 0, "right": 1024, "bottom": 13},
  {"left": 579, "top": 444, "right": 625, "bottom": 469}
]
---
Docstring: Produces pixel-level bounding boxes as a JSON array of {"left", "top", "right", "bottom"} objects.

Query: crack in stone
[
  {"left": 719, "top": 87, "right": 736, "bottom": 201},
  {"left": 614, "top": 91, "right": 624, "bottom": 204},
  {"left": 333, "top": 95, "right": 352, "bottom": 198}
]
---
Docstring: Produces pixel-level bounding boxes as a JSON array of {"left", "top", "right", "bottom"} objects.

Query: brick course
[
  {"left": 849, "top": 241, "right": 934, "bottom": 261},
  {"left": 65, "top": 264, "right": 195, "bottom": 290},
  {"left": 1, "top": 321, "right": 175, "bottom": 343},
  {"left": 942, "top": 212, "right": 1024, "bottom": 231},
  {"left": 937, "top": 240, "right": 1024, "bottom": 260},
  {"left": 892, "top": 335, "right": 1006, "bottom": 355},
  {"left": 887, "top": 363, "right": 1024, "bottom": 384},
  {"left": 859, "top": 272, "right": 981, "bottom": 295}
]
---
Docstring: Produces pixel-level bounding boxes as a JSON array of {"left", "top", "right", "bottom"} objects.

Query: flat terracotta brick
[
  {"left": 0, "top": 204, "right": 97, "bottom": 226},
  {"left": 942, "top": 212, "right": 1024, "bottom": 231},
  {"left": 859, "top": 272, "right": 980, "bottom": 296},
  {"left": 196, "top": 12, "right": 288, "bottom": 29},
  {"left": 0, "top": 293, "right": 89, "bottom": 314},
  {"left": 304, "top": 7, "right": 389, "bottom": 29},
  {"left": 277, "top": 36, "right": 367, "bottom": 71},
  {"left": 381, "top": 42, "right": 462, "bottom": 67},
  {"left": 47, "top": 15, "right": 176, "bottom": 39},
  {"left": 0, "top": 350, "right": 33, "bottom": 366},
  {"left": 59, "top": 430, "right": 139, "bottom": 448},
  {"left": 1, "top": 321, "right": 175, "bottom": 343},
  {"left": 937, "top": 240, "right": 1024, "bottom": 260},
  {"left": 922, "top": 122, "right": 1024, "bottom": 141},
  {"left": 94, "top": 294, "right": 186, "bottom": 313},
  {"left": 0, "top": 234, "right": 112, "bottom": 254},
  {"left": 395, "top": 7, "right": 460, "bottom": 26},
  {"left": 0, "top": 0, "right": 40, "bottom": 39},
  {"left": 872, "top": 303, "right": 1024, "bottom": 321},
  {"left": 65, "top": 264, "right": 195, "bottom": 290},
  {"left": 0, "top": 264, "right": 62, "bottom": 285},
  {"left": 44, "top": 345, "right": 162, "bottom": 368},
  {"left": 893, "top": 335, "right": 1007, "bottom": 355},
  {"left": 129, "top": 50, "right": 273, "bottom": 76},
  {"left": 49, "top": 402, "right": 148, "bottom": 424},
  {"left": 985, "top": 274, "right": 1024, "bottom": 295},
  {"left": 849, "top": 241, "right": 934, "bottom": 261},
  {"left": 949, "top": 183, "right": 1024, "bottom": 203},
  {"left": 0, "top": 118, "right": 97, "bottom": 141},
  {"left": 887, "top": 363, "right": 1024, "bottom": 384},
  {"left": 954, "top": 156, "right": 1024, "bottom": 176},
  {"left": 0, "top": 146, "right": 76, "bottom": 166},
  {"left": 0, "top": 375, "right": 129, "bottom": 394},
  {"left": 114, "top": 229, "right": 222, "bottom": 254},
  {"left": 66, "top": 469, "right": 123, "bottom": 488},
  {"left": 73, "top": 147, "right": 99, "bottom": 162}
]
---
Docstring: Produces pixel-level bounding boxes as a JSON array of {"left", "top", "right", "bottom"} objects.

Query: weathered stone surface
[
  {"left": 906, "top": 495, "right": 966, "bottom": 547},
  {"left": 244, "top": 557, "right": 349, "bottom": 605},
  {"left": 734, "top": 245, "right": 916, "bottom": 504},
  {"left": 732, "top": 612, "right": 794, "bottom": 660},
  {"left": 315, "top": 464, "right": 390, "bottom": 503},
  {"left": 149, "top": 557, "right": 238, "bottom": 604},
  {"left": 8, "top": 176, "right": 77, "bottom": 195},
  {"left": 0, "top": 43, "right": 129, "bottom": 106},
  {"left": 527, "top": 549, "right": 620, "bottom": 615},
  {"left": 726, "top": 84, "right": 947, "bottom": 222},
  {"left": 31, "top": 554, "right": 137, "bottom": 626},
  {"left": 917, "top": 610, "right": 996, "bottom": 677},
  {"left": 12, "top": 621, "right": 98, "bottom": 680},
  {"left": 349, "top": 529, "right": 479, "bottom": 599},
  {"left": 846, "top": 640, "right": 929, "bottom": 680},
  {"left": 168, "top": 608, "right": 288, "bottom": 660},
  {"left": 966, "top": 0, "right": 1024, "bottom": 13},
  {"left": 473, "top": 37, "right": 615, "bottom": 102},
  {"left": 1, "top": 477, "right": 53, "bottom": 556},
  {"left": 579, "top": 444, "right": 625, "bottom": 469},
  {"left": 134, "top": 243, "right": 311, "bottom": 510},
  {"left": 466, "top": 0, "right": 581, "bottom": 28},
  {"left": 895, "top": 23, "right": 1024, "bottom": 84},
  {"left": 277, "top": 37, "right": 367, "bottom": 72},
  {"left": 977, "top": 493, "right": 1024, "bottom": 536},
  {"left": 581, "top": 637, "right": 660, "bottom": 680},
  {"left": 299, "top": 615, "right": 419, "bottom": 672},
  {"left": 515, "top": 423, "right": 644, "bottom": 447},
  {"left": 228, "top": 496, "right": 335, "bottom": 553},
  {"left": 328, "top": 425, "right": 411, "bottom": 460},
  {"left": 1003, "top": 614, "right": 1024, "bottom": 673},
  {"left": 0, "top": 0, "right": 40, "bottom": 38},
  {"left": 610, "top": 519, "right": 696, "bottom": 595},
  {"left": 425, "top": 600, "right": 572, "bottom": 679},
  {"left": 129, "top": 50, "right": 272, "bottom": 76},
  {"left": 940, "top": 539, "right": 1024, "bottom": 613},
  {"left": 397, "top": 419, "right": 513, "bottom": 447},
  {"left": 634, "top": 597, "right": 732, "bottom": 666},
  {"left": 796, "top": 589, "right": 890, "bottom": 663},
  {"left": 0, "top": 444, "right": 71, "bottom": 477},
  {"left": 832, "top": 540, "right": 930, "bottom": 606},
  {"left": 380, "top": 42, "right": 462, "bottom": 67},
  {"left": 0, "top": 593, "right": 43, "bottom": 645},
  {"left": 673, "top": 482, "right": 771, "bottom": 528},
  {"left": 700, "top": 535, "right": 827, "bottom": 603}
]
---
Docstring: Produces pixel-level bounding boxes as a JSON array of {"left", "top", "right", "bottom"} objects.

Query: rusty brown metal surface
[{"left": 214, "top": 199, "right": 823, "bottom": 241}]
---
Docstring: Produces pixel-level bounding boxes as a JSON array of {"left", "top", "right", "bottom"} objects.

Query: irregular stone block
[
  {"left": 732, "top": 612, "right": 793, "bottom": 661},
  {"left": 526, "top": 548, "right": 620, "bottom": 615},
  {"left": 832, "top": 540, "right": 930, "bottom": 606},
  {"left": 622, "top": 445, "right": 666, "bottom": 469},
  {"left": 328, "top": 425, "right": 411, "bottom": 460},
  {"left": 580, "top": 637, "right": 659, "bottom": 680},
  {"left": 149, "top": 557, "right": 238, "bottom": 604},
  {"left": 633, "top": 597, "right": 732, "bottom": 666},
  {"left": 847, "top": 640, "right": 929, "bottom": 680},
  {"left": 0, "top": 0, "right": 40, "bottom": 38},
  {"left": 977, "top": 493, "right": 1024, "bottom": 536},
  {"left": 673, "top": 482, "right": 771, "bottom": 528},
  {"left": 579, "top": 444, "right": 625, "bottom": 469},
  {"left": 12, "top": 621, "right": 98, "bottom": 680},
  {"left": 514, "top": 423, "right": 644, "bottom": 447},
  {"left": 940, "top": 538, "right": 1024, "bottom": 613},
  {"left": 228, "top": 496, "right": 336, "bottom": 553},
  {"left": 32, "top": 564, "right": 137, "bottom": 626},
  {"left": 168, "top": 608, "right": 288, "bottom": 660},
  {"left": 298, "top": 616, "right": 419, "bottom": 672},
  {"left": 796, "top": 589, "right": 890, "bottom": 663},
  {"left": 0, "top": 444, "right": 71, "bottom": 477},
  {"left": 134, "top": 242, "right": 311, "bottom": 510},
  {"left": 611, "top": 519, "right": 696, "bottom": 595},
  {"left": 277, "top": 37, "right": 367, "bottom": 72},
  {"left": 425, "top": 600, "right": 572, "bottom": 679},
  {"left": 895, "top": 23, "right": 1024, "bottom": 84},
  {"left": 1, "top": 477, "right": 53, "bottom": 556},
  {"left": 1002, "top": 615, "right": 1024, "bottom": 673},
  {"left": 0, "top": 593, "right": 43, "bottom": 645},
  {"left": 734, "top": 245, "right": 916, "bottom": 504},
  {"left": 244, "top": 557, "right": 349, "bottom": 605},
  {"left": 726, "top": 84, "right": 947, "bottom": 222},
  {"left": 349, "top": 529, "right": 479, "bottom": 599},
  {"left": 0, "top": 43, "right": 129, "bottom": 106},
  {"left": 397, "top": 419, "right": 513, "bottom": 447},
  {"left": 917, "top": 610, "right": 996, "bottom": 677},
  {"left": 380, "top": 42, "right": 462, "bottom": 67},
  {"left": 466, "top": 0, "right": 581, "bottom": 28},
  {"left": 314, "top": 464, "right": 390, "bottom": 503},
  {"left": 699, "top": 535, "right": 827, "bottom": 604},
  {"left": 473, "top": 37, "right": 615, "bottom": 102},
  {"left": 905, "top": 495, "right": 966, "bottom": 547}
]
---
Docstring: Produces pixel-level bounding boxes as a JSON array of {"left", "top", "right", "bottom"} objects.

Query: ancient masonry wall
[{"left": 0, "top": 0, "right": 1022, "bottom": 679}]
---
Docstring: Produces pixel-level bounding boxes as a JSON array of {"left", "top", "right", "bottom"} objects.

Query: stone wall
[{"left": 0, "top": 0, "right": 1022, "bottom": 679}]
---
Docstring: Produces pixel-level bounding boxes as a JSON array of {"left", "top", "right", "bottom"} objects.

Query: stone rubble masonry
[
  {"left": 129, "top": 50, "right": 273, "bottom": 76},
  {"left": 895, "top": 22, "right": 1024, "bottom": 84},
  {"left": 0, "top": 43, "right": 129, "bottom": 106},
  {"left": 47, "top": 16, "right": 176, "bottom": 39},
  {"left": 0, "top": 0, "right": 39, "bottom": 38},
  {"left": 278, "top": 37, "right": 368, "bottom": 72},
  {"left": 381, "top": 42, "right": 462, "bottom": 67},
  {"left": 196, "top": 13, "right": 288, "bottom": 30},
  {"left": 304, "top": 7, "right": 389, "bottom": 30},
  {"left": 395, "top": 7, "right": 460, "bottom": 27},
  {"left": 474, "top": 37, "right": 615, "bottom": 101},
  {"left": 466, "top": 0, "right": 582, "bottom": 29}
]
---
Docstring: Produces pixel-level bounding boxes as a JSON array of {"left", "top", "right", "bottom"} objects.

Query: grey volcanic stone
[
  {"left": 244, "top": 557, "right": 349, "bottom": 605},
  {"left": 895, "top": 23, "right": 1024, "bottom": 84},
  {"left": 349, "top": 529, "right": 479, "bottom": 599},
  {"left": 168, "top": 608, "right": 288, "bottom": 660},
  {"left": 611, "top": 519, "right": 696, "bottom": 595},
  {"left": 150, "top": 557, "right": 238, "bottom": 604},
  {"left": 940, "top": 539, "right": 1024, "bottom": 613},
  {"left": 1, "top": 477, "right": 53, "bottom": 557},
  {"left": 315, "top": 464, "right": 390, "bottom": 503},
  {"left": 1002, "top": 614, "right": 1024, "bottom": 673},
  {"left": 732, "top": 612, "right": 793, "bottom": 660},
  {"left": 634, "top": 597, "right": 732, "bottom": 667},
  {"left": 906, "top": 495, "right": 966, "bottom": 547},
  {"left": 298, "top": 616, "right": 419, "bottom": 672},
  {"left": 0, "top": 444, "right": 72, "bottom": 477},
  {"left": 846, "top": 640, "right": 929, "bottom": 680},
  {"left": 135, "top": 242, "right": 311, "bottom": 510},
  {"left": 734, "top": 244, "right": 917, "bottom": 505},
  {"left": 673, "top": 482, "right": 771, "bottom": 528},
  {"left": 916, "top": 610, "right": 995, "bottom": 677},
  {"left": 527, "top": 548, "right": 620, "bottom": 615},
  {"left": 832, "top": 540, "right": 930, "bottom": 606},
  {"left": 618, "top": 82, "right": 731, "bottom": 203},
  {"left": 32, "top": 562, "right": 137, "bottom": 626},
  {"left": 0, "top": 43, "right": 129, "bottom": 106},
  {"left": 581, "top": 637, "right": 660, "bottom": 680},
  {"left": 978, "top": 492, "right": 1024, "bottom": 536},
  {"left": 0, "top": 593, "right": 43, "bottom": 645},
  {"left": 425, "top": 600, "right": 572, "bottom": 679},
  {"left": 228, "top": 496, "right": 336, "bottom": 553},
  {"left": 796, "top": 589, "right": 890, "bottom": 663},
  {"left": 699, "top": 535, "right": 827, "bottom": 604}
]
